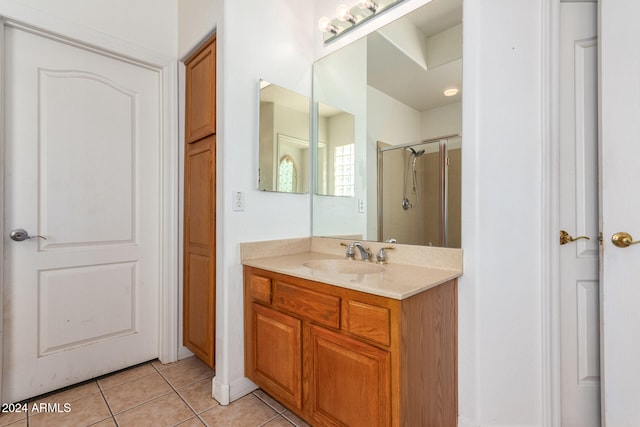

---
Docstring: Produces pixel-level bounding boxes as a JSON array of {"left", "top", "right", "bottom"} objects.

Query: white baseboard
[
  {"left": 212, "top": 376, "right": 258, "bottom": 406},
  {"left": 177, "top": 346, "right": 194, "bottom": 361},
  {"left": 458, "top": 419, "right": 541, "bottom": 427},
  {"left": 458, "top": 417, "right": 481, "bottom": 427}
]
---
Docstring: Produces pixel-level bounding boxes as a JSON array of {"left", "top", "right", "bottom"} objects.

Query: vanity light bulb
[
  {"left": 358, "top": 0, "right": 378, "bottom": 12},
  {"left": 318, "top": 17, "right": 334, "bottom": 33},
  {"left": 336, "top": 4, "right": 354, "bottom": 22}
]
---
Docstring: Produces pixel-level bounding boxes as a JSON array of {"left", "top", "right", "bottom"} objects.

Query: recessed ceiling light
[{"left": 443, "top": 87, "right": 459, "bottom": 97}]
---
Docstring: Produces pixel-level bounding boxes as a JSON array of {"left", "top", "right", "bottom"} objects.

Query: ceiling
[
  {"left": 263, "top": 0, "right": 463, "bottom": 115},
  {"left": 367, "top": 0, "right": 463, "bottom": 112}
]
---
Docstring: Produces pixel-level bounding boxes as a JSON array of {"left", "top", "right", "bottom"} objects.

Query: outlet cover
[{"left": 232, "top": 191, "right": 245, "bottom": 211}]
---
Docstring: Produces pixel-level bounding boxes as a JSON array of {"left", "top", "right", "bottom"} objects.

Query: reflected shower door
[{"left": 377, "top": 136, "right": 461, "bottom": 248}]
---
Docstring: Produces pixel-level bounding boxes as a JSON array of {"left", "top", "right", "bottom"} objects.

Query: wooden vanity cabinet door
[
  {"left": 251, "top": 303, "right": 303, "bottom": 410},
  {"left": 185, "top": 37, "right": 216, "bottom": 143},
  {"left": 307, "top": 324, "right": 391, "bottom": 427}
]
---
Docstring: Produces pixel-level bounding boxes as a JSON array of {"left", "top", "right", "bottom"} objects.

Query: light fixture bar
[{"left": 320, "top": 0, "right": 406, "bottom": 43}]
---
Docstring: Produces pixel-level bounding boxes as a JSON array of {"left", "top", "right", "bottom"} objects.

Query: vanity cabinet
[{"left": 244, "top": 265, "right": 457, "bottom": 427}]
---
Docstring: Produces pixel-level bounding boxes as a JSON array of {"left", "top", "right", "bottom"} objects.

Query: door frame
[
  {"left": 0, "top": 6, "right": 179, "bottom": 403},
  {"left": 541, "top": 0, "right": 568, "bottom": 426}
]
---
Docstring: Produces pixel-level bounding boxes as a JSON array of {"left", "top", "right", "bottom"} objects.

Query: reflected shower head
[
  {"left": 408, "top": 147, "right": 426, "bottom": 157},
  {"left": 409, "top": 148, "right": 425, "bottom": 168}
]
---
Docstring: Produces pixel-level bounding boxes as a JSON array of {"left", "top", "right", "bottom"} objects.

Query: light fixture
[
  {"left": 319, "top": 0, "right": 405, "bottom": 43},
  {"left": 336, "top": 4, "right": 357, "bottom": 24},
  {"left": 358, "top": 0, "right": 378, "bottom": 13},
  {"left": 443, "top": 87, "right": 459, "bottom": 97},
  {"left": 318, "top": 16, "right": 339, "bottom": 34}
]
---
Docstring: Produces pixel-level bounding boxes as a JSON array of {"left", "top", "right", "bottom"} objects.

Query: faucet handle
[
  {"left": 340, "top": 241, "right": 356, "bottom": 260},
  {"left": 376, "top": 246, "right": 395, "bottom": 264}
]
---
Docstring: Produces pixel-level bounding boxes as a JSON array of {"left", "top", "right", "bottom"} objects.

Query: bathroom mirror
[
  {"left": 258, "top": 80, "right": 310, "bottom": 193},
  {"left": 312, "top": 0, "right": 463, "bottom": 247}
]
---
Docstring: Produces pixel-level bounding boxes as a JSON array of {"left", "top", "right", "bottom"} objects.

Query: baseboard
[
  {"left": 458, "top": 417, "right": 481, "bottom": 427},
  {"left": 177, "top": 346, "right": 194, "bottom": 361},
  {"left": 458, "top": 419, "right": 541, "bottom": 427},
  {"left": 212, "top": 376, "right": 258, "bottom": 406}
]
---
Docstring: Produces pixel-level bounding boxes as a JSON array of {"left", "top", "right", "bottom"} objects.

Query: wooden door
[
  {"left": 183, "top": 36, "right": 216, "bottom": 368},
  {"left": 3, "top": 24, "right": 161, "bottom": 402},
  {"left": 307, "top": 324, "right": 390, "bottom": 427},
  {"left": 599, "top": 0, "right": 640, "bottom": 424},
  {"left": 183, "top": 134, "right": 216, "bottom": 367},
  {"left": 185, "top": 39, "right": 216, "bottom": 143},
  {"left": 251, "top": 303, "right": 302, "bottom": 410}
]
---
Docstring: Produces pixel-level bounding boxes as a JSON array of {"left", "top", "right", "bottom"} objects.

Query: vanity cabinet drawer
[
  {"left": 273, "top": 281, "right": 340, "bottom": 329},
  {"left": 344, "top": 300, "right": 391, "bottom": 346},
  {"left": 248, "top": 274, "right": 271, "bottom": 304}
]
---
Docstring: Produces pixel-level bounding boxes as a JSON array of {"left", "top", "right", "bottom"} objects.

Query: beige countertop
[{"left": 241, "top": 238, "right": 463, "bottom": 300}]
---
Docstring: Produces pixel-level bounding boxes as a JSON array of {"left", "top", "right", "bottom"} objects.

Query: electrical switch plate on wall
[{"left": 232, "top": 191, "right": 245, "bottom": 211}]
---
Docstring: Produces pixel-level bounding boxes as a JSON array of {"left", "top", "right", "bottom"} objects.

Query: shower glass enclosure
[{"left": 377, "top": 135, "right": 461, "bottom": 248}]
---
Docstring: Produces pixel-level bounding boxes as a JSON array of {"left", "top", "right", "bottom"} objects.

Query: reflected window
[
  {"left": 334, "top": 144, "right": 354, "bottom": 196},
  {"left": 278, "top": 155, "right": 297, "bottom": 193}
]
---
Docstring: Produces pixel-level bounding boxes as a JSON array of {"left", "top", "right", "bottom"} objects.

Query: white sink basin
[{"left": 303, "top": 259, "right": 384, "bottom": 275}]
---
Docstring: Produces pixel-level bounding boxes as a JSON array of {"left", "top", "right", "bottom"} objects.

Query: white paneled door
[
  {"left": 2, "top": 25, "right": 160, "bottom": 403},
  {"left": 600, "top": 0, "right": 640, "bottom": 425},
  {"left": 559, "top": 3, "right": 599, "bottom": 426}
]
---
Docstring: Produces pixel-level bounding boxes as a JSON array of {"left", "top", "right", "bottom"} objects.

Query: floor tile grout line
[
  {"left": 252, "top": 390, "right": 288, "bottom": 415},
  {"left": 266, "top": 414, "right": 297, "bottom": 427},
  {"left": 16, "top": 358, "right": 218, "bottom": 427},
  {"left": 100, "top": 362, "right": 179, "bottom": 417},
  {"left": 152, "top": 363, "right": 204, "bottom": 423},
  {"left": 96, "top": 378, "right": 119, "bottom": 427}
]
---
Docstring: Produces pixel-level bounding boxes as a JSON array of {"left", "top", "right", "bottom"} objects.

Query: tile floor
[{"left": 0, "top": 357, "right": 310, "bottom": 427}]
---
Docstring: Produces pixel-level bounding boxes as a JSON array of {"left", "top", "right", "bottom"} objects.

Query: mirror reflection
[
  {"left": 312, "top": 0, "right": 463, "bottom": 247},
  {"left": 378, "top": 135, "right": 461, "bottom": 247},
  {"left": 258, "top": 80, "right": 310, "bottom": 193},
  {"left": 316, "top": 103, "right": 356, "bottom": 196}
]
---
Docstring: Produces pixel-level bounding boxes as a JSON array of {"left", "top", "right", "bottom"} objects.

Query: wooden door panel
[
  {"left": 252, "top": 303, "right": 303, "bottom": 410},
  {"left": 307, "top": 324, "right": 390, "bottom": 427},
  {"left": 185, "top": 39, "right": 216, "bottom": 143},
  {"left": 183, "top": 134, "right": 216, "bottom": 368}
]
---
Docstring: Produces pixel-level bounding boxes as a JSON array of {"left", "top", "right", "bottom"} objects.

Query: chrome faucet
[
  {"left": 340, "top": 241, "right": 373, "bottom": 261},
  {"left": 352, "top": 242, "right": 373, "bottom": 261}
]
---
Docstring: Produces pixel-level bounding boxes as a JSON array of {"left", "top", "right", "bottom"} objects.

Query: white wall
[
  {"left": 422, "top": 101, "right": 462, "bottom": 140},
  {"left": 178, "top": 0, "right": 217, "bottom": 59},
  {"left": 459, "top": 0, "right": 545, "bottom": 425},
  {"left": 1, "top": 0, "right": 177, "bottom": 58},
  {"left": 202, "top": 0, "right": 314, "bottom": 403}
]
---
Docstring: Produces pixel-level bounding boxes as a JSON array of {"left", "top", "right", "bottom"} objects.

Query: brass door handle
[
  {"left": 611, "top": 232, "right": 640, "bottom": 248},
  {"left": 560, "top": 230, "right": 590, "bottom": 245}
]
